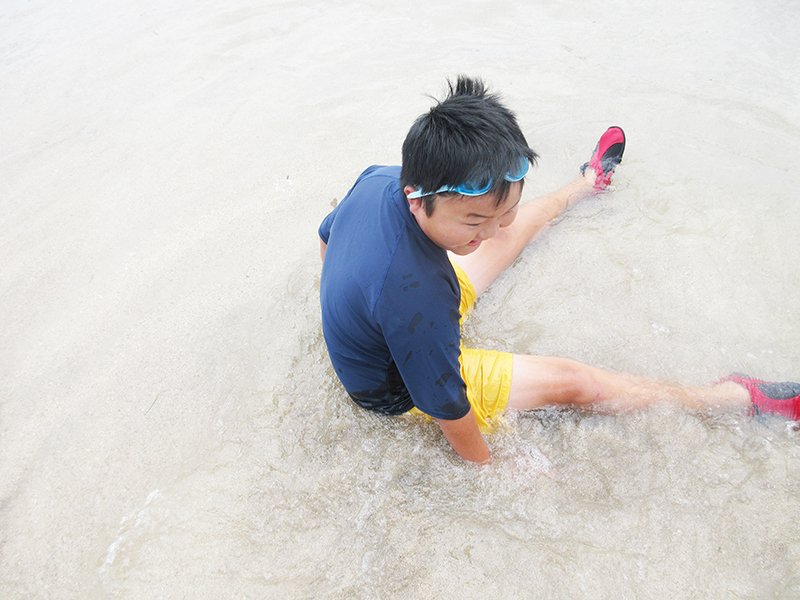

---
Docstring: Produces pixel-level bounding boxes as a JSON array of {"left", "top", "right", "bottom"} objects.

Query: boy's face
[{"left": 404, "top": 182, "right": 522, "bottom": 255}]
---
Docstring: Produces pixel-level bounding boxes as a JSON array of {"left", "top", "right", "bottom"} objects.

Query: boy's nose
[{"left": 479, "top": 221, "right": 500, "bottom": 240}]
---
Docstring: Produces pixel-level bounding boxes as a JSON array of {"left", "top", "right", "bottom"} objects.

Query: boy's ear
[{"left": 404, "top": 186, "right": 423, "bottom": 215}]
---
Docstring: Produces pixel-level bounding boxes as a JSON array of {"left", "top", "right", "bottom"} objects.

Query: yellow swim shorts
[{"left": 409, "top": 260, "right": 513, "bottom": 430}]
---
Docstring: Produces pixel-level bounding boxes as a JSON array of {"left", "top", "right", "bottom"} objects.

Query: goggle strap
[{"left": 409, "top": 158, "right": 529, "bottom": 198}]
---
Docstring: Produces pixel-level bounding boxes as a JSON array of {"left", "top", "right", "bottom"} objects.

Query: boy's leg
[
  {"left": 506, "top": 355, "right": 752, "bottom": 413},
  {"left": 451, "top": 169, "right": 597, "bottom": 297},
  {"left": 451, "top": 125, "right": 625, "bottom": 297}
]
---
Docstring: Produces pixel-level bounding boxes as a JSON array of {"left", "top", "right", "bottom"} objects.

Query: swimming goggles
[{"left": 407, "top": 156, "right": 529, "bottom": 199}]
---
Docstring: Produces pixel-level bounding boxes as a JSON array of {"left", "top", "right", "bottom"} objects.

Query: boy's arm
[
  {"left": 320, "top": 239, "right": 327, "bottom": 262},
  {"left": 436, "top": 409, "right": 491, "bottom": 464}
]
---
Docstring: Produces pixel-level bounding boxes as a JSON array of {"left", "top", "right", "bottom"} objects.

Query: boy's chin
[{"left": 449, "top": 242, "right": 481, "bottom": 256}]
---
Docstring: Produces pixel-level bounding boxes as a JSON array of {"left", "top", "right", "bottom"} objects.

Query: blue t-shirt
[{"left": 319, "top": 165, "right": 470, "bottom": 420}]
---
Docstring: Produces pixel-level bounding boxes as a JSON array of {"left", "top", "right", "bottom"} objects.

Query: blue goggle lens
[{"left": 505, "top": 155, "right": 530, "bottom": 182}]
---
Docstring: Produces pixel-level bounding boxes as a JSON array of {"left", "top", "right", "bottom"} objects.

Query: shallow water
[{"left": 2, "top": 0, "right": 800, "bottom": 598}]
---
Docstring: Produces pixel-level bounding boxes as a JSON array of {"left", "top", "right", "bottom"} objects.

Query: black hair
[{"left": 400, "top": 76, "right": 538, "bottom": 216}]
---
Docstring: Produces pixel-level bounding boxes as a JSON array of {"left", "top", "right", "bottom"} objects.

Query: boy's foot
[
  {"left": 581, "top": 126, "right": 626, "bottom": 191},
  {"left": 718, "top": 373, "right": 800, "bottom": 420}
]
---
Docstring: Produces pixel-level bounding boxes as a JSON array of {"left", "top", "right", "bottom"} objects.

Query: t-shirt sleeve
[
  {"left": 373, "top": 261, "right": 470, "bottom": 421},
  {"left": 319, "top": 165, "right": 384, "bottom": 243},
  {"left": 318, "top": 203, "right": 339, "bottom": 244}
]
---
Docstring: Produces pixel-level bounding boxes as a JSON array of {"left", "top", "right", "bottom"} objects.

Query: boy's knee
[{"left": 550, "top": 360, "right": 602, "bottom": 404}]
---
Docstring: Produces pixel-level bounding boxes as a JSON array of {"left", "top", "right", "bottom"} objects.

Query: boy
[{"left": 318, "top": 76, "right": 800, "bottom": 464}]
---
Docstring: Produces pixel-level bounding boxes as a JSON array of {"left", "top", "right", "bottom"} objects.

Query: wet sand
[{"left": 2, "top": 0, "right": 800, "bottom": 598}]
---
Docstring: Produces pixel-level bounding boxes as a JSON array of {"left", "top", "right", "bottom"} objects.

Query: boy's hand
[{"left": 436, "top": 409, "right": 491, "bottom": 463}]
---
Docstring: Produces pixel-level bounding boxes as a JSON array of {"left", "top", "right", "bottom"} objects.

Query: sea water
[{"left": 1, "top": 0, "right": 799, "bottom": 598}]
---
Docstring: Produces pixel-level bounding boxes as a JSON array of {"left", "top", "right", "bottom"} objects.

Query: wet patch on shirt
[
  {"left": 436, "top": 372, "right": 452, "bottom": 387},
  {"left": 408, "top": 312, "right": 423, "bottom": 334},
  {"left": 449, "top": 309, "right": 461, "bottom": 331}
]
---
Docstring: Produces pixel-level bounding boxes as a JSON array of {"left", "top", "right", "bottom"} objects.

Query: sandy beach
[{"left": 2, "top": 0, "right": 800, "bottom": 598}]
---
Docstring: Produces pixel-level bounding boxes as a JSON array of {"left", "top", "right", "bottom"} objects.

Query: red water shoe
[
  {"left": 718, "top": 373, "right": 800, "bottom": 420},
  {"left": 581, "top": 126, "right": 626, "bottom": 191}
]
